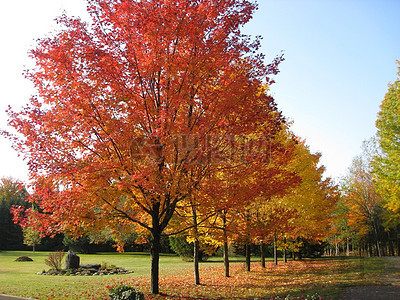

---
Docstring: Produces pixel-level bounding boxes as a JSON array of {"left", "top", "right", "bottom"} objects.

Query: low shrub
[
  {"left": 107, "top": 284, "right": 144, "bottom": 300},
  {"left": 15, "top": 256, "right": 33, "bottom": 262},
  {"left": 44, "top": 251, "right": 65, "bottom": 271}
]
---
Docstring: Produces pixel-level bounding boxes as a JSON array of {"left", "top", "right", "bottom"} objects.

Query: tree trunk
[
  {"left": 245, "top": 243, "right": 251, "bottom": 271},
  {"left": 397, "top": 228, "right": 400, "bottom": 256},
  {"left": 283, "top": 237, "right": 287, "bottom": 263},
  {"left": 260, "top": 243, "right": 266, "bottom": 268},
  {"left": 223, "top": 241, "right": 230, "bottom": 277},
  {"left": 388, "top": 232, "right": 394, "bottom": 256},
  {"left": 192, "top": 207, "right": 200, "bottom": 285},
  {"left": 372, "top": 220, "right": 381, "bottom": 257},
  {"left": 193, "top": 239, "right": 200, "bottom": 284},
  {"left": 222, "top": 214, "right": 230, "bottom": 277},
  {"left": 150, "top": 230, "right": 161, "bottom": 294},
  {"left": 274, "top": 236, "right": 278, "bottom": 265}
]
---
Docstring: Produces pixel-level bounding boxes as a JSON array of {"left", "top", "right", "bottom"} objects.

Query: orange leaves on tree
[{"left": 3, "top": 0, "right": 286, "bottom": 294}]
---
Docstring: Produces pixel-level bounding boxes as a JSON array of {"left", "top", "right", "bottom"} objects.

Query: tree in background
[
  {"left": 264, "top": 138, "right": 339, "bottom": 260},
  {"left": 6, "top": 0, "right": 284, "bottom": 294},
  {"left": 374, "top": 61, "right": 400, "bottom": 227},
  {"left": 0, "top": 178, "right": 27, "bottom": 250},
  {"left": 23, "top": 227, "right": 41, "bottom": 252},
  {"left": 330, "top": 138, "right": 392, "bottom": 256}
]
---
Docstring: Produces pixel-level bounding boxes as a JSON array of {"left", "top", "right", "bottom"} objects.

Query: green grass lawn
[
  {"left": 0, "top": 251, "right": 182, "bottom": 299},
  {"left": 0, "top": 251, "right": 387, "bottom": 300}
]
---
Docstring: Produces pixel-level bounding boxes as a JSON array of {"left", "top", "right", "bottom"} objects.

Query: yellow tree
[{"left": 267, "top": 139, "right": 339, "bottom": 259}]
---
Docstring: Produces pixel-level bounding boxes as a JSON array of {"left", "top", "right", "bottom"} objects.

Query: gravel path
[{"left": 341, "top": 256, "right": 400, "bottom": 299}]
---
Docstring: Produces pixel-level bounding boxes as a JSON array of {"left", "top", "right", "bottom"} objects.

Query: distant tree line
[{"left": 327, "top": 62, "right": 400, "bottom": 257}]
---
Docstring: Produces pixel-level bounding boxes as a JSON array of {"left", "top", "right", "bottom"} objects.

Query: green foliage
[
  {"left": 0, "top": 178, "right": 28, "bottom": 250},
  {"left": 374, "top": 61, "right": 400, "bottom": 219},
  {"left": 63, "top": 235, "right": 92, "bottom": 254},
  {"left": 44, "top": 251, "right": 65, "bottom": 271},
  {"left": 23, "top": 227, "right": 41, "bottom": 251},
  {"left": 107, "top": 284, "right": 144, "bottom": 300},
  {"left": 169, "top": 236, "right": 193, "bottom": 259}
]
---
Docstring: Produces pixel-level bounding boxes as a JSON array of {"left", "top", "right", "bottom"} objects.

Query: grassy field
[{"left": 0, "top": 251, "right": 386, "bottom": 299}]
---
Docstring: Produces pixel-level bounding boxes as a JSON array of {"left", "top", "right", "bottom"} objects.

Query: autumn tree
[
  {"left": 23, "top": 227, "right": 42, "bottom": 252},
  {"left": 231, "top": 131, "right": 300, "bottom": 270},
  {"left": 341, "top": 139, "right": 384, "bottom": 256},
  {"left": 374, "top": 61, "right": 400, "bottom": 223},
  {"left": 260, "top": 138, "right": 338, "bottom": 261},
  {"left": 6, "top": 0, "right": 284, "bottom": 294}
]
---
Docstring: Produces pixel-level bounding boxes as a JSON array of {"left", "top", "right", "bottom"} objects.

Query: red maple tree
[{"left": 6, "top": 0, "right": 284, "bottom": 294}]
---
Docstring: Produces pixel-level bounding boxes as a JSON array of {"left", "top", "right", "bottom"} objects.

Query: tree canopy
[
  {"left": 5, "top": 0, "right": 290, "bottom": 294},
  {"left": 374, "top": 61, "right": 400, "bottom": 216}
]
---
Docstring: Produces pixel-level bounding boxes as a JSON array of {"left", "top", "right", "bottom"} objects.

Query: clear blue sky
[{"left": 0, "top": 0, "right": 399, "bottom": 183}]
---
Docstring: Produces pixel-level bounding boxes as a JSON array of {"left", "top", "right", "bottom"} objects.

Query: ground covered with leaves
[
  {"left": 116, "top": 258, "right": 385, "bottom": 300},
  {"left": 0, "top": 252, "right": 387, "bottom": 300}
]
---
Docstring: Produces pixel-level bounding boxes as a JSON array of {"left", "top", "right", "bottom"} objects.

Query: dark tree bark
[
  {"left": 274, "top": 236, "right": 278, "bottom": 265},
  {"left": 261, "top": 243, "right": 266, "bottom": 268},
  {"left": 283, "top": 237, "right": 287, "bottom": 263},
  {"left": 245, "top": 242, "right": 251, "bottom": 271},
  {"left": 222, "top": 214, "right": 230, "bottom": 277},
  {"left": 150, "top": 229, "right": 161, "bottom": 294},
  {"left": 192, "top": 206, "right": 200, "bottom": 285}
]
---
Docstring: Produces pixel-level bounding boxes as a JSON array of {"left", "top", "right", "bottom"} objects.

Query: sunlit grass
[{"left": 0, "top": 251, "right": 386, "bottom": 299}]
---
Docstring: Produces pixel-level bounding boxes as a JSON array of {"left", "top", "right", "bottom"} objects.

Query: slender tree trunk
[
  {"left": 346, "top": 237, "right": 350, "bottom": 256},
  {"left": 397, "top": 228, "right": 400, "bottom": 256},
  {"left": 261, "top": 243, "right": 266, "bottom": 268},
  {"left": 274, "top": 236, "right": 278, "bottom": 265},
  {"left": 223, "top": 241, "right": 230, "bottom": 277},
  {"left": 192, "top": 206, "right": 200, "bottom": 285},
  {"left": 150, "top": 229, "right": 161, "bottom": 294},
  {"left": 245, "top": 242, "right": 251, "bottom": 271},
  {"left": 222, "top": 214, "right": 230, "bottom": 277},
  {"left": 283, "top": 237, "right": 287, "bottom": 263},
  {"left": 193, "top": 239, "right": 200, "bottom": 284},
  {"left": 375, "top": 236, "right": 381, "bottom": 257}
]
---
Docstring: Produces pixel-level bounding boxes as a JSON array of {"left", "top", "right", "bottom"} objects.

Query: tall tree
[
  {"left": 342, "top": 139, "right": 384, "bottom": 256},
  {"left": 0, "top": 178, "right": 27, "bottom": 250},
  {"left": 262, "top": 138, "right": 339, "bottom": 260},
  {"left": 374, "top": 61, "right": 400, "bottom": 219},
  {"left": 6, "top": 0, "right": 283, "bottom": 294}
]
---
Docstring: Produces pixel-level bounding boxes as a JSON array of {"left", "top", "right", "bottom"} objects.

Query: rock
[
  {"left": 80, "top": 264, "right": 101, "bottom": 270},
  {"left": 65, "top": 250, "right": 80, "bottom": 269}
]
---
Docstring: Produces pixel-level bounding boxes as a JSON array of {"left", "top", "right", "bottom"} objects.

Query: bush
[
  {"left": 44, "top": 251, "right": 65, "bottom": 271},
  {"left": 63, "top": 235, "right": 93, "bottom": 254},
  {"left": 107, "top": 284, "right": 144, "bottom": 300},
  {"left": 15, "top": 256, "right": 33, "bottom": 262},
  {"left": 169, "top": 236, "right": 193, "bottom": 259}
]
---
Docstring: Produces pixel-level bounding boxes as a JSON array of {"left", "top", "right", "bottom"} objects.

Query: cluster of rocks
[
  {"left": 37, "top": 250, "right": 133, "bottom": 276},
  {"left": 37, "top": 265, "right": 133, "bottom": 276}
]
